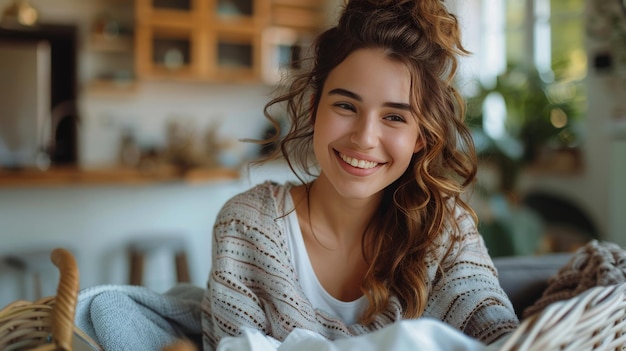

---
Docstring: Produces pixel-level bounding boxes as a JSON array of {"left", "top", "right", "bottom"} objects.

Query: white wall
[
  {"left": 610, "top": 140, "right": 626, "bottom": 246},
  {"left": 0, "top": 180, "right": 242, "bottom": 303},
  {"left": 580, "top": 0, "right": 626, "bottom": 245},
  {"left": 79, "top": 82, "right": 274, "bottom": 167}
]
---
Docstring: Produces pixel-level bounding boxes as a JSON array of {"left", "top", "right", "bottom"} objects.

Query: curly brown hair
[{"left": 257, "top": 0, "right": 478, "bottom": 324}]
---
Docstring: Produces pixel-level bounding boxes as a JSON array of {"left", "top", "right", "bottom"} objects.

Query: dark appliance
[{"left": 0, "top": 24, "right": 79, "bottom": 167}]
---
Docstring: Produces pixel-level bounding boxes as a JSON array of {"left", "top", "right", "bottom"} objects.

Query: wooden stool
[{"left": 128, "top": 236, "right": 190, "bottom": 286}]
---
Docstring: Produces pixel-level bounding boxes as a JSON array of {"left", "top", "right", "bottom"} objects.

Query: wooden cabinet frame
[{"left": 134, "top": 0, "right": 323, "bottom": 83}]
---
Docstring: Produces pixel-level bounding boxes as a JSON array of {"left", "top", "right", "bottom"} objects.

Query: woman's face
[{"left": 313, "top": 48, "right": 423, "bottom": 201}]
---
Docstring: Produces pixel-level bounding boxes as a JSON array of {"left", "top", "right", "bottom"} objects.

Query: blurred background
[{"left": 0, "top": 0, "right": 624, "bottom": 306}]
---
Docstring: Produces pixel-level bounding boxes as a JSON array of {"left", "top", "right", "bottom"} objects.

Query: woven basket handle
[{"left": 50, "top": 248, "right": 79, "bottom": 351}]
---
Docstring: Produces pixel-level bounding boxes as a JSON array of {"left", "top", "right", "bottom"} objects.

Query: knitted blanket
[
  {"left": 523, "top": 240, "right": 626, "bottom": 318},
  {"left": 74, "top": 283, "right": 203, "bottom": 351}
]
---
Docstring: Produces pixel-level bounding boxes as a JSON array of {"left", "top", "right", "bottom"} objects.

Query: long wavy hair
[{"left": 257, "top": 0, "right": 478, "bottom": 324}]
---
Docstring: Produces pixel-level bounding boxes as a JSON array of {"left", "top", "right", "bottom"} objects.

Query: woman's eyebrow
[
  {"left": 328, "top": 88, "right": 361, "bottom": 101},
  {"left": 385, "top": 102, "right": 411, "bottom": 111},
  {"left": 328, "top": 88, "right": 411, "bottom": 111}
]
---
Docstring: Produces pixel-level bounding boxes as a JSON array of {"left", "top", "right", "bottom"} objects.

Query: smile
[{"left": 339, "top": 152, "right": 380, "bottom": 169}]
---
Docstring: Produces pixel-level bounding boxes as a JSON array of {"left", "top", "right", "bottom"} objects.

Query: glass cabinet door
[
  {"left": 135, "top": 25, "right": 198, "bottom": 79},
  {"left": 152, "top": 0, "right": 192, "bottom": 11},
  {"left": 217, "top": 38, "right": 252, "bottom": 69},
  {"left": 153, "top": 36, "right": 191, "bottom": 70},
  {"left": 216, "top": 0, "right": 254, "bottom": 18},
  {"left": 213, "top": 31, "right": 258, "bottom": 81}
]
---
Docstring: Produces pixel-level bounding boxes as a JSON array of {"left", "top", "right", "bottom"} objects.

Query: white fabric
[
  {"left": 217, "top": 318, "right": 491, "bottom": 351},
  {"left": 284, "top": 191, "right": 368, "bottom": 325}
]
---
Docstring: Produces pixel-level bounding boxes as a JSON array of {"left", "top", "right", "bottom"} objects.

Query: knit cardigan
[{"left": 201, "top": 181, "right": 519, "bottom": 350}]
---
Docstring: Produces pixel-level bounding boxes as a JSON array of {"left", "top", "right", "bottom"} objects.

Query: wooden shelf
[
  {"left": 0, "top": 166, "right": 239, "bottom": 188},
  {"left": 88, "top": 33, "right": 134, "bottom": 52},
  {"left": 86, "top": 78, "right": 138, "bottom": 95}
]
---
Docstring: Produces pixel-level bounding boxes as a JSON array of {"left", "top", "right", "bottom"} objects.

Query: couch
[{"left": 492, "top": 252, "right": 573, "bottom": 318}]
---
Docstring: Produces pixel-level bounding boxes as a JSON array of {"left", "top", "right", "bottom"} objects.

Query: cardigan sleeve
[
  {"left": 201, "top": 198, "right": 270, "bottom": 350},
  {"left": 201, "top": 182, "right": 316, "bottom": 350},
  {"left": 423, "top": 208, "right": 520, "bottom": 345}
]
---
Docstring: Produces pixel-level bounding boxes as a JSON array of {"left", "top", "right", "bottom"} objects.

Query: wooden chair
[{"left": 128, "top": 236, "right": 190, "bottom": 286}]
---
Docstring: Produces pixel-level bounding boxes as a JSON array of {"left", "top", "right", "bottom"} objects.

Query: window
[{"left": 456, "top": 0, "right": 586, "bottom": 148}]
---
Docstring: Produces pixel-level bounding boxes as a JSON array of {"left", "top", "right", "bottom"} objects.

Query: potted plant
[
  {"left": 466, "top": 63, "right": 583, "bottom": 193},
  {"left": 465, "top": 63, "right": 584, "bottom": 256}
]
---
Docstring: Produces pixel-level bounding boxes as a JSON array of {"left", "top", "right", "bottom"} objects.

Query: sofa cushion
[{"left": 492, "top": 253, "right": 572, "bottom": 318}]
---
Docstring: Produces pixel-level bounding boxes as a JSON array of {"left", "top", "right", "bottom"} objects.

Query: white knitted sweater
[{"left": 201, "top": 182, "right": 518, "bottom": 350}]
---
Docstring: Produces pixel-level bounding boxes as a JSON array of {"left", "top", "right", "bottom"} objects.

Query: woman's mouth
[{"left": 338, "top": 152, "right": 380, "bottom": 169}]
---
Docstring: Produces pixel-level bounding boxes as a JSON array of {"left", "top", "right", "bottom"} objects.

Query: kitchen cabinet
[
  {"left": 134, "top": 0, "right": 326, "bottom": 83},
  {"left": 85, "top": 0, "right": 136, "bottom": 93}
]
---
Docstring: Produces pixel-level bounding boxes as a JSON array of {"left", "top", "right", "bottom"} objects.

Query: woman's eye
[
  {"left": 385, "top": 114, "right": 406, "bottom": 122},
  {"left": 334, "top": 102, "right": 356, "bottom": 112}
]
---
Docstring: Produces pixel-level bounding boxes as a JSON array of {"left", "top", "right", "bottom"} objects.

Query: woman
[{"left": 202, "top": 0, "right": 519, "bottom": 349}]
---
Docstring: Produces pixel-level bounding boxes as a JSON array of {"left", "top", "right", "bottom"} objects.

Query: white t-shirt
[{"left": 284, "top": 192, "right": 368, "bottom": 325}]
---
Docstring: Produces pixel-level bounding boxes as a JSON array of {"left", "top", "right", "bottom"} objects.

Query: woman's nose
[{"left": 350, "top": 115, "right": 379, "bottom": 149}]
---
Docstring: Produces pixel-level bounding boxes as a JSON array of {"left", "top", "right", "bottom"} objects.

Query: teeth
[{"left": 339, "top": 153, "right": 378, "bottom": 169}]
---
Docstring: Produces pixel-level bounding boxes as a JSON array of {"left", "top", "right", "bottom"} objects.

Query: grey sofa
[{"left": 492, "top": 253, "right": 573, "bottom": 318}]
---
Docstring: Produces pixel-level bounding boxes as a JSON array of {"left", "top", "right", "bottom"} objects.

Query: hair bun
[{"left": 340, "top": 0, "right": 467, "bottom": 57}]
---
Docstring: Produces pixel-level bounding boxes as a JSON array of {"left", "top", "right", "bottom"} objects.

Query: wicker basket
[
  {"left": 0, "top": 248, "right": 95, "bottom": 351},
  {"left": 0, "top": 248, "right": 197, "bottom": 351},
  {"left": 161, "top": 340, "right": 197, "bottom": 351},
  {"left": 500, "top": 282, "right": 626, "bottom": 351}
]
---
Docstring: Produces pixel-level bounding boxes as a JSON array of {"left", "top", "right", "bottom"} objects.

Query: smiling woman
[
  {"left": 201, "top": 0, "right": 519, "bottom": 349},
  {"left": 311, "top": 48, "right": 421, "bottom": 202}
]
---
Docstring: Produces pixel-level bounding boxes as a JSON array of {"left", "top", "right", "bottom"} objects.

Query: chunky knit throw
[
  {"left": 523, "top": 240, "right": 626, "bottom": 318},
  {"left": 201, "top": 181, "right": 519, "bottom": 350}
]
